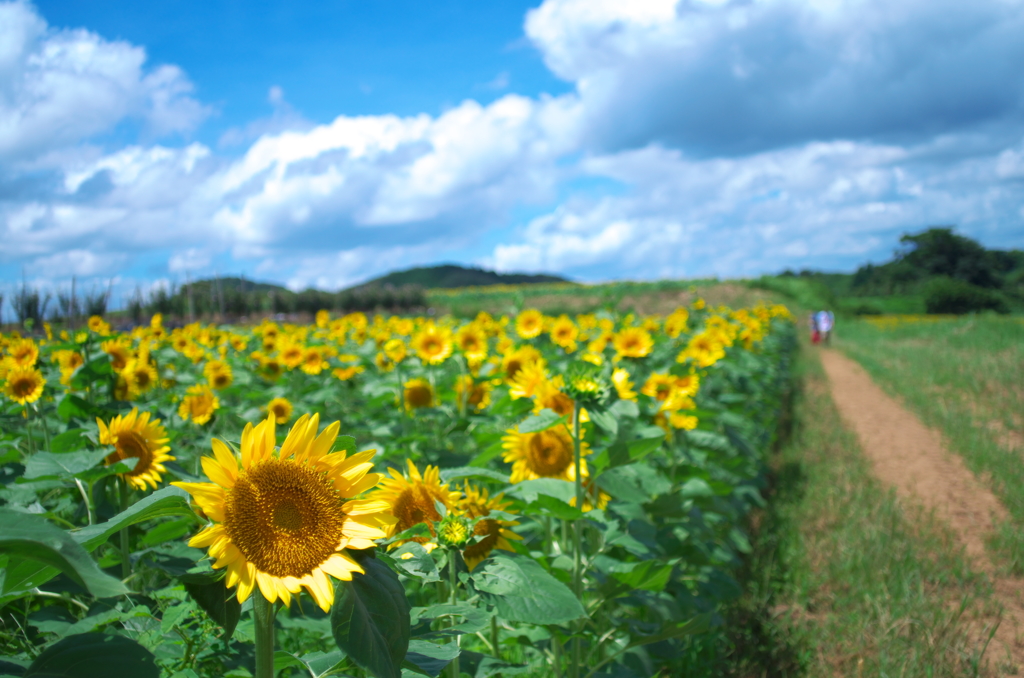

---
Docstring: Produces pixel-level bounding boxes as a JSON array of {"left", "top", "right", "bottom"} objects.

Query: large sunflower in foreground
[
  {"left": 173, "top": 414, "right": 395, "bottom": 611},
  {"left": 98, "top": 408, "right": 175, "bottom": 490},
  {"left": 502, "top": 425, "right": 589, "bottom": 484},
  {"left": 369, "top": 459, "right": 461, "bottom": 551}
]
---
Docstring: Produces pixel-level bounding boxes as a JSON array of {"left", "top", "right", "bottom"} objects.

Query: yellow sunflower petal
[{"left": 201, "top": 456, "right": 236, "bottom": 490}]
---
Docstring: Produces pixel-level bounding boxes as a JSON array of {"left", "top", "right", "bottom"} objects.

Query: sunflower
[
  {"left": 677, "top": 332, "right": 725, "bottom": 368},
  {"left": 267, "top": 397, "right": 293, "bottom": 424},
  {"left": 205, "top": 360, "right": 233, "bottom": 390},
  {"left": 87, "top": 315, "right": 108, "bottom": 334},
  {"left": 178, "top": 384, "right": 220, "bottom": 425},
  {"left": 3, "top": 366, "right": 45, "bottom": 405},
  {"left": 612, "top": 367, "right": 637, "bottom": 401},
  {"left": 315, "top": 309, "right": 330, "bottom": 328},
  {"left": 173, "top": 414, "right": 394, "bottom": 610},
  {"left": 411, "top": 324, "right": 453, "bottom": 365},
  {"left": 259, "top": 356, "right": 284, "bottom": 381},
  {"left": 404, "top": 378, "right": 435, "bottom": 410},
  {"left": 641, "top": 373, "right": 677, "bottom": 401},
  {"left": 532, "top": 379, "right": 578, "bottom": 419},
  {"left": 7, "top": 339, "right": 39, "bottom": 367},
  {"left": 98, "top": 408, "right": 174, "bottom": 490},
  {"left": 454, "top": 325, "right": 488, "bottom": 362},
  {"left": 458, "top": 483, "right": 522, "bottom": 571},
  {"left": 375, "top": 352, "right": 395, "bottom": 373},
  {"left": 122, "top": 358, "right": 158, "bottom": 396},
  {"left": 381, "top": 339, "right": 406, "bottom": 364},
  {"left": 280, "top": 343, "right": 305, "bottom": 369},
  {"left": 509, "top": 361, "right": 549, "bottom": 400},
  {"left": 664, "top": 308, "right": 689, "bottom": 338},
  {"left": 301, "top": 347, "right": 328, "bottom": 375},
  {"left": 502, "top": 425, "right": 589, "bottom": 484},
  {"left": 102, "top": 340, "right": 131, "bottom": 371},
  {"left": 613, "top": 327, "right": 653, "bottom": 359},
  {"left": 369, "top": 459, "right": 461, "bottom": 551},
  {"left": 549, "top": 315, "right": 578, "bottom": 351},
  {"left": 333, "top": 365, "right": 364, "bottom": 381},
  {"left": 454, "top": 375, "right": 492, "bottom": 411},
  {"left": 501, "top": 345, "right": 542, "bottom": 383},
  {"left": 515, "top": 309, "right": 543, "bottom": 339}
]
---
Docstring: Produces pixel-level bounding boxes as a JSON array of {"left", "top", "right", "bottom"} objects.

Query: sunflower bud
[
  {"left": 563, "top": 363, "right": 610, "bottom": 409},
  {"left": 438, "top": 514, "right": 471, "bottom": 548}
]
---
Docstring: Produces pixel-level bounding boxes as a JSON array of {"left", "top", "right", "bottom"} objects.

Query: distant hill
[{"left": 349, "top": 264, "right": 570, "bottom": 290}]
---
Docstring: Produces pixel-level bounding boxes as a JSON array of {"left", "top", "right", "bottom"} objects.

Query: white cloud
[
  {"left": 0, "top": 0, "right": 208, "bottom": 167},
  {"left": 526, "top": 0, "right": 1024, "bottom": 155},
  {"left": 1, "top": 0, "right": 1023, "bottom": 296}
]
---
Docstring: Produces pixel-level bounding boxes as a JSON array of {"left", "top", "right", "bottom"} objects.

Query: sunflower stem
[
  {"left": 571, "top": 402, "right": 584, "bottom": 678},
  {"left": 35, "top": 404, "right": 51, "bottom": 453},
  {"left": 457, "top": 355, "right": 468, "bottom": 419},
  {"left": 253, "top": 590, "right": 276, "bottom": 678},
  {"left": 118, "top": 479, "right": 132, "bottom": 581},
  {"left": 490, "top": 615, "right": 500, "bottom": 660},
  {"left": 74, "top": 478, "right": 94, "bottom": 525},
  {"left": 448, "top": 551, "right": 461, "bottom": 678}
]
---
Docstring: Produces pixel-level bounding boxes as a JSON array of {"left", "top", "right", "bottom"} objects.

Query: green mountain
[{"left": 349, "top": 264, "right": 569, "bottom": 290}]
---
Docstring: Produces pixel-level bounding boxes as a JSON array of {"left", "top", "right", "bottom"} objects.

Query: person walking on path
[
  {"left": 815, "top": 310, "right": 835, "bottom": 344},
  {"left": 808, "top": 312, "right": 820, "bottom": 344}
]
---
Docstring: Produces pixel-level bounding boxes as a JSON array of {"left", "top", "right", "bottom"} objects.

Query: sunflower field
[{"left": 0, "top": 298, "right": 794, "bottom": 678}]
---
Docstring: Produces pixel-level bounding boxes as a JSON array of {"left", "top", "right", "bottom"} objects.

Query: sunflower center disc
[
  {"left": 224, "top": 459, "right": 346, "bottom": 578},
  {"left": 13, "top": 377, "right": 36, "bottom": 398},
  {"left": 112, "top": 431, "right": 153, "bottom": 476},
  {"left": 527, "top": 431, "right": 571, "bottom": 476}
]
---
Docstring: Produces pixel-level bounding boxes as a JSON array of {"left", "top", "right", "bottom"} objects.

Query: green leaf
[
  {"left": 70, "top": 357, "right": 114, "bottom": 391},
  {"left": 439, "top": 467, "right": 510, "bottom": 484},
  {"left": 610, "top": 560, "right": 673, "bottom": 592},
  {"left": 297, "top": 651, "right": 347, "bottom": 678},
  {"left": 517, "top": 409, "right": 565, "bottom": 434},
  {"left": 0, "top": 508, "right": 127, "bottom": 599},
  {"left": 627, "top": 436, "right": 662, "bottom": 461},
  {"left": 608, "top": 399, "right": 639, "bottom": 419},
  {"left": 587, "top": 409, "right": 617, "bottom": 436},
  {"left": 56, "top": 395, "right": 106, "bottom": 422},
  {"left": 335, "top": 435, "right": 357, "bottom": 455},
  {"left": 49, "top": 429, "right": 88, "bottom": 454},
  {"left": 71, "top": 485, "right": 194, "bottom": 551},
  {"left": 459, "top": 651, "right": 532, "bottom": 677},
  {"left": 332, "top": 555, "right": 411, "bottom": 678},
  {"left": 625, "top": 613, "right": 712, "bottom": 650},
  {"left": 504, "top": 478, "right": 574, "bottom": 504},
  {"left": 596, "top": 464, "right": 671, "bottom": 503},
  {"left": 390, "top": 543, "right": 441, "bottom": 583},
  {"left": 413, "top": 603, "right": 489, "bottom": 635},
  {"left": 403, "top": 639, "right": 458, "bottom": 677},
  {"left": 22, "top": 449, "right": 112, "bottom": 480},
  {"left": 685, "top": 429, "right": 731, "bottom": 453},
  {"left": 184, "top": 579, "right": 241, "bottom": 638},
  {"left": 470, "top": 552, "right": 583, "bottom": 625},
  {"left": 23, "top": 633, "right": 159, "bottom": 678},
  {"left": 526, "top": 494, "right": 583, "bottom": 521},
  {"left": 679, "top": 477, "right": 714, "bottom": 499}
]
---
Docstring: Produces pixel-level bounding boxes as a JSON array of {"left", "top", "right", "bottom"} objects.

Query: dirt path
[{"left": 819, "top": 348, "right": 1024, "bottom": 670}]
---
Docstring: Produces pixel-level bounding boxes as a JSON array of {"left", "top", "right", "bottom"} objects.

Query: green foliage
[
  {"left": 923, "top": 276, "right": 1009, "bottom": 314},
  {"left": 331, "top": 556, "right": 411, "bottom": 678},
  {"left": 18, "top": 633, "right": 159, "bottom": 678}
]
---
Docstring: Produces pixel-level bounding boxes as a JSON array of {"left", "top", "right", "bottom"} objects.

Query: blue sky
[{"left": 2, "top": 0, "right": 1024, "bottom": 307}]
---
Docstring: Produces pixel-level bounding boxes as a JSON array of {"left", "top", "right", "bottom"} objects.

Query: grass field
[
  {"left": 836, "top": 315, "right": 1024, "bottom": 572},
  {"left": 741, "top": 339, "right": 994, "bottom": 676}
]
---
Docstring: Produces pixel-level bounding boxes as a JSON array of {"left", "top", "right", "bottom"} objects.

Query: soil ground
[{"left": 820, "top": 348, "right": 1024, "bottom": 671}]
